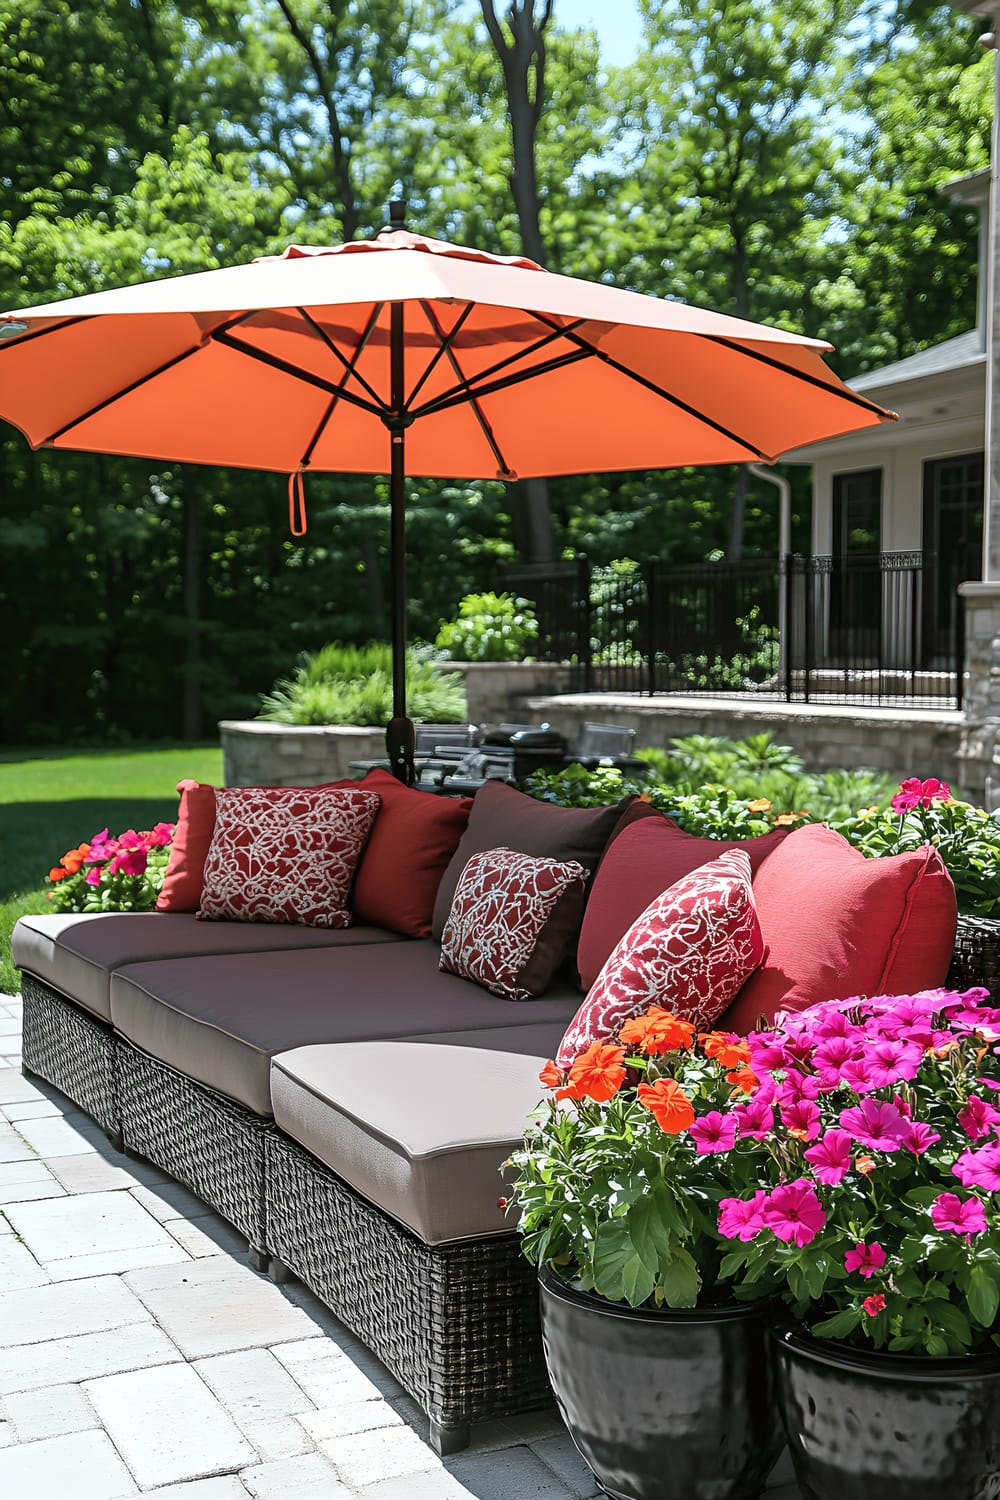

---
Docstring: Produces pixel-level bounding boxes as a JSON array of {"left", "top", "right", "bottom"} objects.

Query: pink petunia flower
[
  {"left": 953, "top": 1142, "right": 1000, "bottom": 1192},
  {"left": 761, "top": 1179, "right": 826, "bottom": 1247},
  {"left": 733, "top": 1097, "right": 775, "bottom": 1141},
  {"left": 84, "top": 867, "right": 102, "bottom": 886},
  {"left": 839, "top": 1058, "right": 879, "bottom": 1093},
  {"left": 863, "top": 1293, "right": 887, "bottom": 1317},
  {"left": 844, "top": 1241, "right": 886, "bottom": 1279},
  {"left": 780, "top": 1099, "right": 821, "bottom": 1141},
  {"left": 746, "top": 1033, "right": 789, "bottom": 1071},
  {"left": 812, "top": 1035, "right": 860, "bottom": 1074},
  {"left": 865, "top": 1039, "right": 923, "bottom": 1088},
  {"left": 777, "top": 1069, "right": 822, "bottom": 1107},
  {"left": 718, "top": 1191, "right": 769, "bottom": 1242},
  {"left": 839, "top": 1098, "right": 909, "bottom": 1151},
  {"left": 959, "top": 1096, "right": 1000, "bottom": 1141},
  {"left": 688, "top": 1112, "right": 737, "bottom": 1154},
  {"left": 891, "top": 777, "right": 950, "bottom": 812},
  {"left": 898, "top": 1120, "right": 941, "bottom": 1156},
  {"left": 803, "top": 1128, "right": 853, "bottom": 1184},
  {"left": 146, "top": 822, "right": 175, "bottom": 847},
  {"left": 931, "top": 1192, "right": 987, "bottom": 1237},
  {"left": 85, "top": 827, "right": 116, "bottom": 863}
]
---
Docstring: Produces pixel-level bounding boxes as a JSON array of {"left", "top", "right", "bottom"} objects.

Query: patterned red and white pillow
[
  {"left": 440, "top": 846, "right": 589, "bottom": 1000},
  {"left": 556, "top": 848, "right": 764, "bottom": 1068},
  {"left": 197, "top": 786, "right": 380, "bottom": 927}
]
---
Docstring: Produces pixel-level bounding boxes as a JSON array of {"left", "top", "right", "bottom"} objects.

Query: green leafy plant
[
  {"left": 434, "top": 592, "right": 538, "bottom": 663},
  {"left": 718, "top": 987, "right": 1000, "bottom": 1355},
  {"left": 46, "top": 824, "right": 174, "bottom": 913},
  {"left": 510, "top": 1015, "right": 765, "bottom": 1308},
  {"left": 258, "top": 642, "right": 466, "bottom": 726}
]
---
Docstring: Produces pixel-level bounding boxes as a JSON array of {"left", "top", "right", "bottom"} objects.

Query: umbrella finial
[{"left": 388, "top": 199, "right": 407, "bottom": 230}]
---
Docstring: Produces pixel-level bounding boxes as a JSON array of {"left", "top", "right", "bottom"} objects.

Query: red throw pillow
[
  {"left": 440, "top": 846, "right": 589, "bottom": 1000},
  {"left": 197, "top": 787, "right": 380, "bottom": 927},
  {"left": 351, "top": 769, "right": 472, "bottom": 938},
  {"left": 576, "top": 814, "right": 789, "bottom": 990},
  {"left": 156, "top": 776, "right": 359, "bottom": 913},
  {"left": 721, "top": 823, "right": 958, "bottom": 1035},
  {"left": 156, "top": 780, "right": 218, "bottom": 912},
  {"left": 557, "top": 849, "right": 764, "bottom": 1068}
]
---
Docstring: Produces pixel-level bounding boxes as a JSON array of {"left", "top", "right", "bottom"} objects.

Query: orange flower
[
  {"left": 747, "top": 798, "right": 771, "bottom": 813},
  {"left": 637, "top": 1078, "right": 695, "bottom": 1134},
  {"left": 48, "top": 866, "right": 67, "bottom": 882},
  {"left": 726, "top": 1066, "right": 758, "bottom": 1094},
  {"left": 566, "top": 1042, "right": 627, "bottom": 1103},
  {"left": 538, "top": 1059, "right": 563, "bottom": 1090},
  {"left": 854, "top": 1154, "right": 877, "bottom": 1176},
  {"left": 700, "top": 1033, "right": 751, "bottom": 1069},
  {"left": 620, "top": 1007, "right": 695, "bottom": 1055},
  {"left": 60, "top": 843, "right": 90, "bottom": 875}
]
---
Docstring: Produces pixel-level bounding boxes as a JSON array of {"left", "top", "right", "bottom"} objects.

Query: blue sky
[{"left": 459, "top": 1, "right": 644, "bottom": 66}]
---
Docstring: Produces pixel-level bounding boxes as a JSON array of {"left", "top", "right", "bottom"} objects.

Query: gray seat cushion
[
  {"left": 271, "top": 1038, "right": 554, "bottom": 1244},
  {"left": 13, "top": 911, "right": 402, "bottom": 1023},
  {"left": 110, "top": 941, "right": 580, "bottom": 1116}
]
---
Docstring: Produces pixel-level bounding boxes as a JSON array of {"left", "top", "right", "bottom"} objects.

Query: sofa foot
[
  {"left": 104, "top": 1125, "right": 125, "bottom": 1154},
  {"left": 428, "top": 1419, "right": 470, "bottom": 1456},
  {"left": 248, "top": 1245, "right": 270, "bottom": 1273},
  {"left": 267, "top": 1255, "right": 292, "bottom": 1284}
]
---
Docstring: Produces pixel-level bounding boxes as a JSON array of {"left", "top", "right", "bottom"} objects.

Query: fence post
[
  {"left": 955, "top": 557, "right": 965, "bottom": 711},
  {"left": 577, "top": 555, "right": 592, "bottom": 694},
  {"left": 804, "top": 558, "right": 814, "bottom": 704},
  {"left": 782, "top": 554, "right": 793, "bottom": 702},
  {"left": 645, "top": 561, "right": 657, "bottom": 697}
]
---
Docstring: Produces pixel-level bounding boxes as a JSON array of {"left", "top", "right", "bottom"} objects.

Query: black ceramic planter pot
[
  {"left": 538, "top": 1266, "right": 783, "bottom": 1500},
  {"left": 771, "top": 1324, "right": 1000, "bottom": 1500}
]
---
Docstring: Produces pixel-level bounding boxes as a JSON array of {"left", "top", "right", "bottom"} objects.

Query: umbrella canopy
[{"left": 0, "top": 212, "right": 894, "bottom": 777}]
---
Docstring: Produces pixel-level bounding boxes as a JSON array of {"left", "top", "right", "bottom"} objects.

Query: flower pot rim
[
  {"left": 771, "top": 1321, "right": 1000, "bottom": 1379},
  {"left": 539, "top": 1264, "right": 764, "bottom": 1324}
]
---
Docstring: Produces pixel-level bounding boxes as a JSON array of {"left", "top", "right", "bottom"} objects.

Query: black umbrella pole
[{"left": 386, "top": 300, "right": 415, "bottom": 784}]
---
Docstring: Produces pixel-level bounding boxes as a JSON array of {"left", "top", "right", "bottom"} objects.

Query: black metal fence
[{"left": 501, "top": 551, "right": 969, "bottom": 708}]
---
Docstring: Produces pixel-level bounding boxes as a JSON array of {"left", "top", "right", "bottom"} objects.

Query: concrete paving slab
[
  {"left": 237, "top": 1415, "right": 314, "bottom": 1462},
  {"left": 13, "top": 1113, "right": 102, "bottom": 1157},
  {"left": 0, "top": 1274, "right": 152, "bottom": 1348},
  {"left": 0, "top": 1175, "right": 66, "bottom": 1205},
  {"left": 271, "top": 1343, "right": 384, "bottom": 1407},
  {"left": 0, "top": 1156, "right": 54, "bottom": 1186},
  {"left": 318, "top": 1425, "right": 441, "bottom": 1489},
  {"left": 115, "top": 1482, "right": 250, "bottom": 1500},
  {"left": 1, "top": 1098, "right": 66, "bottom": 1121},
  {"left": 45, "top": 1239, "right": 192, "bottom": 1281},
  {"left": 0, "top": 1069, "right": 45, "bottom": 1106},
  {"left": 165, "top": 1213, "right": 248, "bottom": 1260},
  {"left": 124, "top": 1257, "right": 322, "bottom": 1359},
  {"left": 0, "top": 1233, "right": 50, "bottom": 1290},
  {"left": 195, "top": 1348, "right": 315, "bottom": 1424},
  {"left": 0, "top": 1320, "right": 180, "bottom": 1395},
  {"left": 4, "top": 1381, "right": 98, "bottom": 1441},
  {"left": 45, "top": 1151, "right": 148, "bottom": 1194},
  {"left": 132, "top": 1180, "right": 217, "bottom": 1223},
  {"left": 298, "top": 1401, "right": 402, "bottom": 1443},
  {"left": 0, "top": 1121, "right": 37, "bottom": 1162},
  {"left": 85, "top": 1361, "right": 256, "bottom": 1489},
  {"left": 239, "top": 1452, "right": 353, "bottom": 1498},
  {"left": 0, "top": 1426, "right": 139, "bottom": 1497},
  {"left": 5, "top": 1188, "right": 185, "bottom": 1265},
  {"left": 358, "top": 1470, "right": 483, "bottom": 1500},
  {"left": 447, "top": 1443, "right": 591, "bottom": 1500}
]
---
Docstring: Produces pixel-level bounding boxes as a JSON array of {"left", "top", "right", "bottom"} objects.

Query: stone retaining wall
[{"left": 219, "top": 720, "right": 387, "bottom": 786}]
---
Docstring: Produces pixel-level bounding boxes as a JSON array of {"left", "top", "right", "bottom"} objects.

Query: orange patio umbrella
[{"left": 0, "top": 204, "right": 894, "bottom": 778}]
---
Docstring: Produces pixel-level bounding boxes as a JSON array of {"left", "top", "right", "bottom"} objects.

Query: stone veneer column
[{"left": 959, "top": 581, "right": 1000, "bottom": 804}]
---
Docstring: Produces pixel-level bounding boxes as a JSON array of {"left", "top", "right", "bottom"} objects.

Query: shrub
[
  {"left": 434, "top": 592, "right": 538, "bottom": 662},
  {"left": 257, "top": 642, "right": 466, "bottom": 726}
]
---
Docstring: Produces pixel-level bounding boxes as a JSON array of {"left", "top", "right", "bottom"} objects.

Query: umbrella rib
[
  {"left": 407, "top": 317, "right": 590, "bottom": 420},
  {"left": 212, "top": 329, "right": 386, "bottom": 417},
  {"left": 706, "top": 336, "right": 891, "bottom": 418},
  {"left": 418, "top": 301, "right": 513, "bottom": 477},
  {"left": 38, "top": 311, "right": 257, "bottom": 445},
  {"left": 528, "top": 312, "right": 769, "bottom": 459},
  {"left": 405, "top": 302, "right": 474, "bottom": 409},
  {"left": 412, "top": 346, "right": 595, "bottom": 421},
  {"left": 296, "top": 304, "right": 387, "bottom": 410},
  {"left": 298, "top": 303, "right": 385, "bottom": 469}
]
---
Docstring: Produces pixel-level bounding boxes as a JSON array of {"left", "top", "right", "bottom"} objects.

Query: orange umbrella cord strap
[{"left": 288, "top": 470, "right": 308, "bottom": 537}]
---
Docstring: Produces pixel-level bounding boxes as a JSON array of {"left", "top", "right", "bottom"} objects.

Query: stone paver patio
[{"left": 0, "top": 990, "right": 800, "bottom": 1498}]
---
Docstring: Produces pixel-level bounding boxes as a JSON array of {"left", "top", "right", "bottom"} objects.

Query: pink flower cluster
[
  {"left": 890, "top": 776, "right": 950, "bottom": 813},
  {"left": 715, "top": 987, "right": 1000, "bottom": 1257},
  {"left": 84, "top": 823, "right": 174, "bottom": 884}
]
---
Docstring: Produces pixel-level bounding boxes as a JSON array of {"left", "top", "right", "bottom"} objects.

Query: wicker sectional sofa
[{"left": 11, "top": 858, "right": 1000, "bottom": 1455}]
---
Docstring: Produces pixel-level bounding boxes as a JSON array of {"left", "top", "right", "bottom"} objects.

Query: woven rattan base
[
  {"left": 20, "top": 974, "right": 119, "bottom": 1136},
  {"left": 948, "top": 915, "right": 1000, "bottom": 997},
  {"left": 264, "top": 1129, "right": 551, "bottom": 1439},
  {"left": 117, "top": 1040, "right": 270, "bottom": 1254}
]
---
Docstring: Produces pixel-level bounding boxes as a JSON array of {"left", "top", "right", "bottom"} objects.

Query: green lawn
[{"left": 0, "top": 745, "right": 223, "bottom": 994}]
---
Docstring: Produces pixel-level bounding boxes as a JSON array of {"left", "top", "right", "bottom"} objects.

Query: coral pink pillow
[
  {"left": 577, "top": 814, "right": 789, "bottom": 990},
  {"left": 156, "top": 777, "right": 358, "bottom": 912},
  {"left": 352, "top": 769, "right": 473, "bottom": 938},
  {"left": 156, "top": 780, "right": 218, "bottom": 912},
  {"left": 440, "top": 846, "right": 589, "bottom": 1000},
  {"left": 721, "top": 823, "right": 958, "bottom": 1035},
  {"left": 557, "top": 849, "right": 764, "bottom": 1068},
  {"left": 197, "top": 787, "right": 380, "bottom": 927}
]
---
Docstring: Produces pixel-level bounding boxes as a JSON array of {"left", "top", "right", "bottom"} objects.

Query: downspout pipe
[{"left": 748, "top": 463, "right": 792, "bottom": 679}]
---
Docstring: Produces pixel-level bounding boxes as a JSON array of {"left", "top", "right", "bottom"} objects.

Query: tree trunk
[
  {"left": 181, "top": 466, "right": 202, "bottom": 740},
  {"left": 479, "top": 0, "right": 555, "bottom": 562}
]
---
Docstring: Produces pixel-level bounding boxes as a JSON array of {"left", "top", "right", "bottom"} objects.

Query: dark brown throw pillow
[{"left": 431, "top": 780, "right": 626, "bottom": 942}]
